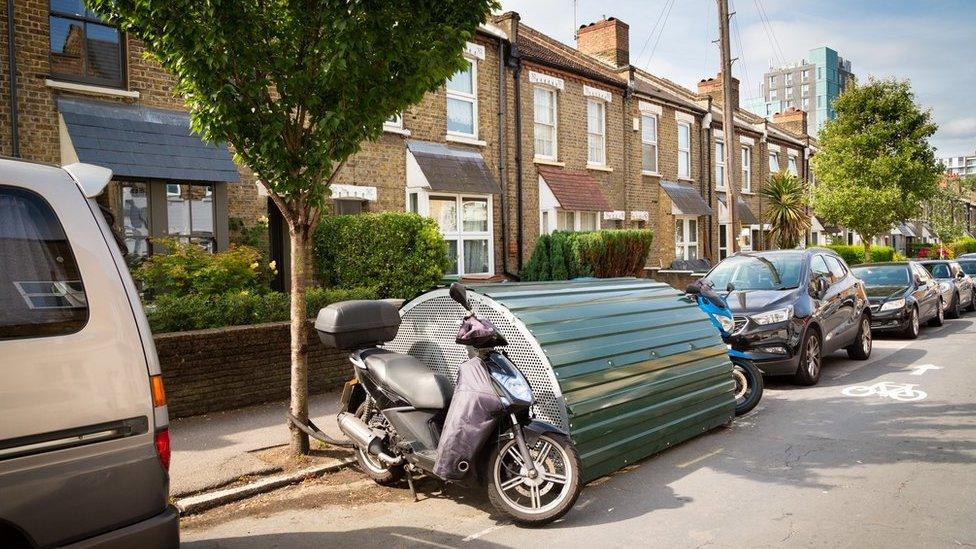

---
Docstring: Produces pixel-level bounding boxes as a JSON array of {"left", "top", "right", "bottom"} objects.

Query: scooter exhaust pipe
[
  {"left": 337, "top": 412, "right": 403, "bottom": 466},
  {"left": 456, "top": 460, "right": 469, "bottom": 473}
]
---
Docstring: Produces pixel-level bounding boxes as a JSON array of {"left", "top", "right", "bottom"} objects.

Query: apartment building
[{"left": 941, "top": 150, "right": 976, "bottom": 177}]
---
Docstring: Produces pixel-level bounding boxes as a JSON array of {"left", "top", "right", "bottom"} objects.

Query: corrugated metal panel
[{"left": 466, "top": 278, "right": 735, "bottom": 482}]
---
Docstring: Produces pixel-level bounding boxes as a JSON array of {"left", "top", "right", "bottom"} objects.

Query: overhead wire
[{"left": 635, "top": 0, "right": 675, "bottom": 66}]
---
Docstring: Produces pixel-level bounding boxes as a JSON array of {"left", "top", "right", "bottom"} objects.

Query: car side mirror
[
  {"left": 449, "top": 282, "right": 471, "bottom": 311},
  {"left": 913, "top": 274, "right": 923, "bottom": 287},
  {"left": 685, "top": 283, "right": 701, "bottom": 295},
  {"left": 811, "top": 276, "right": 829, "bottom": 298},
  {"left": 958, "top": 271, "right": 966, "bottom": 279}
]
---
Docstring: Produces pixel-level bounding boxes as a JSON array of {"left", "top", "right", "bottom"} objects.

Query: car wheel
[
  {"left": 968, "top": 289, "right": 976, "bottom": 313},
  {"left": 901, "top": 305, "right": 920, "bottom": 339},
  {"left": 929, "top": 299, "right": 945, "bottom": 327},
  {"left": 846, "top": 315, "right": 872, "bottom": 360},
  {"left": 948, "top": 293, "right": 962, "bottom": 319},
  {"left": 792, "top": 329, "right": 823, "bottom": 386}
]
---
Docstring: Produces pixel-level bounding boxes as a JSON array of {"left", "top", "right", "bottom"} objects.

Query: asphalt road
[{"left": 182, "top": 315, "right": 976, "bottom": 548}]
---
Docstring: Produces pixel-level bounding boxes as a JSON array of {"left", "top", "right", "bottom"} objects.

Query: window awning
[
  {"left": 406, "top": 140, "right": 500, "bottom": 194},
  {"left": 661, "top": 181, "right": 712, "bottom": 217},
  {"left": 57, "top": 97, "right": 239, "bottom": 182},
  {"left": 716, "top": 194, "right": 760, "bottom": 225},
  {"left": 537, "top": 165, "right": 611, "bottom": 211}
]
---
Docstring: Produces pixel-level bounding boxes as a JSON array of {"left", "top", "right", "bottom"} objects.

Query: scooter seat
[{"left": 362, "top": 350, "right": 453, "bottom": 410}]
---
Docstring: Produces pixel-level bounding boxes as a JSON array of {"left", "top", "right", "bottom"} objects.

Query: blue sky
[{"left": 498, "top": 0, "right": 976, "bottom": 157}]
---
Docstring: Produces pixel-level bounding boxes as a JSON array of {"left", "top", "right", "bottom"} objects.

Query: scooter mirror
[{"left": 449, "top": 282, "right": 471, "bottom": 310}]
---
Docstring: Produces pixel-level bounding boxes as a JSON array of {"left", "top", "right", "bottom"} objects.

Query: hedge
[
  {"left": 825, "top": 244, "right": 895, "bottom": 265},
  {"left": 314, "top": 213, "right": 450, "bottom": 300},
  {"left": 949, "top": 238, "right": 976, "bottom": 257},
  {"left": 134, "top": 238, "right": 274, "bottom": 299},
  {"left": 145, "top": 286, "right": 377, "bottom": 333},
  {"left": 522, "top": 230, "right": 654, "bottom": 281}
]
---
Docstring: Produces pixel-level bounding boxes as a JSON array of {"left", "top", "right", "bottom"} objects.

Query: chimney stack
[
  {"left": 773, "top": 107, "right": 808, "bottom": 136},
  {"left": 697, "top": 73, "right": 740, "bottom": 111},
  {"left": 576, "top": 17, "right": 629, "bottom": 67}
]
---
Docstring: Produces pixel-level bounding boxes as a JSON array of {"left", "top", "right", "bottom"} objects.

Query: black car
[
  {"left": 919, "top": 260, "right": 975, "bottom": 318},
  {"left": 850, "top": 262, "right": 944, "bottom": 339},
  {"left": 702, "top": 248, "right": 872, "bottom": 386}
]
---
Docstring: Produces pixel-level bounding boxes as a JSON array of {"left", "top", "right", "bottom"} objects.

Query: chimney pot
[{"left": 576, "top": 17, "right": 630, "bottom": 67}]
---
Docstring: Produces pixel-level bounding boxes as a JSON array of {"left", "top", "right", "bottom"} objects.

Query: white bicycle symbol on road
[{"left": 841, "top": 381, "right": 927, "bottom": 402}]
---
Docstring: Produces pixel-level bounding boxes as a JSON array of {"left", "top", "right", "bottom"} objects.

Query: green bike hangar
[{"left": 384, "top": 277, "right": 736, "bottom": 483}]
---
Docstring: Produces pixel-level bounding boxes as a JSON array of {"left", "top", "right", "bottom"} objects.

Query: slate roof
[
  {"left": 57, "top": 97, "right": 239, "bottom": 182},
  {"left": 515, "top": 25, "right": 625, "bottom": 88},
  {"left": 537, "top": 165, "right": 611, "bottom": 211},
  {"left": 632, "top": 78, "right": 706, "bottom": 114},
  {"left": 660, "top": 181, "right": 712, "bottom": 216},
  {"left": 406, "top": 140, "right": 500, "bottom": 194},
  {"left": 717, "top": 194, "right": 760, "bottom": 225}
]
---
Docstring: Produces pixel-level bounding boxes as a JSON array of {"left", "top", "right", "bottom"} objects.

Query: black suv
[{"left": 702, "top": 248, "right": 871, "bottom": 386}]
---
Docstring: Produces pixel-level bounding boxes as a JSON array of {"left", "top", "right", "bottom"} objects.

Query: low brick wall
[
  {"left": 154, "top": 321, "right": 350, "bottom": 419},
  {"left": 643, "top": 268, "right": 706, "bottom": 292}
]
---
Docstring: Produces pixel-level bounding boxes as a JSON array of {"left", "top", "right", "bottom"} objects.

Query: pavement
[
  {"left": 170, "top": 392, "right": 346, "bottom": 496},
  {"left": 179, "top": 315, "right": 976, "bottom": 547}
]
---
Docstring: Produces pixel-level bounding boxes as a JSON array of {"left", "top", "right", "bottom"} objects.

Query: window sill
[
  {"left": 534, "top": 158, "right": 565, "bottom": 167},
  {"left": 678, "top": 177, "right": 695, "bottom": 183},
  {"left": 741, "top": 191, "right": 756, "bottom": 195},
  {"left": 45, "top": 78, "right": 140, "bottom": 99},
  {"left": 642, "top": 170, "right": 661, "bottom": 177},
  {"left": 383, "top": 126, "right": 411, "bottom": 136},
  {"left": 587, "top": 164, "right": 613, "bottom": 172},
  {"left": 460, "top": 272, "right": 494, "bottom": 280},
  {"left": 446, "top": 134, "right": 487, "bottom": 147}
]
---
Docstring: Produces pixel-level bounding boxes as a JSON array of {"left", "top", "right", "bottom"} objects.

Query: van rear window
[{"left": 0, "top": 185, "right": 88, "bottom": 339}]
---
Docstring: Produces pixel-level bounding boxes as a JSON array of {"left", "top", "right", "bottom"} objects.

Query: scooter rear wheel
[
  {"left": 486, "top": 432, "right": 581, "bottom": 526},
  {"left": 353, "top": 402, "right": 403, "bottom": 486}
]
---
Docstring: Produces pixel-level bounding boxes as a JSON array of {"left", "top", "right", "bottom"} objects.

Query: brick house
[{"left": 1, "top": 0, "right": 266, "bottom": 260}]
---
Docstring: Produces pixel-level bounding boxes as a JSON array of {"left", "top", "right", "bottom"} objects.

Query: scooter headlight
[{"left": 715, "top": 314, "right": 735, "bottom": 333}]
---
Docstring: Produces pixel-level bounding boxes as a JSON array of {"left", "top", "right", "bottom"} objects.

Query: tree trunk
[
  {"left": 288, "top": 223, "right": 311, "bottom": 455},
  {"left": 862, "top": 237, "right": 872, "bottom": 264}
]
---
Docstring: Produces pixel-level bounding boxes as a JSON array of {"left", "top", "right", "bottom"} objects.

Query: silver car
[
  {"left": 919, "top": 259, "right": 976, "bottom": 318},
  {"left": 0, "top": 158, "right": 178, "bottom": 547}
]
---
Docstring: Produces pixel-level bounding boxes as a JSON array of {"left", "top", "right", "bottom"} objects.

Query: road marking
[
  {"left": 462, "top": 523, "right": 508, "bottom": 543},
  {"left": 841, "top": 382, "right": 927, "bottom": 401},
  {"left": 909, "top": 364, "right": 942, "bottom": 376},
  {"left": 677, "top": 447, "right": 725, "bottom": 468},
  {"left": 391, "top": 534, "right": 459, "bottom": 549}
]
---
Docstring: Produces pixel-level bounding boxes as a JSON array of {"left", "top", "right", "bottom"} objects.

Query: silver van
[{"left": 0, "top": 158, "right": 178, "bottom": 547}]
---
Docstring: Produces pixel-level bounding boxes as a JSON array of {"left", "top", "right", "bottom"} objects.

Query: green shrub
[
  {"left": 826, "top": 244, "right": 895, "bottom": 265},
  {"left": 949, "top": 237, "right": 976, "bottom": 257},
  {"left": 134, "top": 238, "right": 275, "bottom": 298},
  {"left": 522, "top": 230, "right": 653, "bottom": 281},
  {"left": 314, "top": 213, "right": 450, "bottom": 299},
  {"left": 145, "top": 286, "right": 377, "bottom": 333}
]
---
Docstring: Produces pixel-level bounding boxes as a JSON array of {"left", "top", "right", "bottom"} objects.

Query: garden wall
[{"left": 154, "top": 321, "right": 350, "bottom": 418}]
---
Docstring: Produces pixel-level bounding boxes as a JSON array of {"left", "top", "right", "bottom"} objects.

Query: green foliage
[
  {"left": 928, "top": 181, "right": 968, "bottom": 245},
  {"left": 812, "top": 79, "right": 942, "bottom": 247},
  {"left": 145, "top": 286, "right": 377, "bottom": 333},
  {"left": 760, "top": 170, "right": 810, "bottom": 249},
  {"left": 826, "top": 244, "right": 895, "bottom": 265},
  {"left": 134, "top": 238, "right": 275, "bottom": 298},
  {"left": 522, "top": 230, "right": 654, "bottom": 281},
  {"left": 949, "top": 238, "right": 976, "bottom": 257},
  {"left": 229, "top": 215, "right": 269, "bottom": 249},
  {"left": 313, "top": 213, "right": 450, "bottom": 300}
]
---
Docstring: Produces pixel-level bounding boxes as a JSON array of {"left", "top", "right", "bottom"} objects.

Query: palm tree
[{"left": 761, "top": 170, "right": 811, "bottom": 249}]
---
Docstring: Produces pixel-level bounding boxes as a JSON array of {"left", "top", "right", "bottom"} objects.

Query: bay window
[
  {"left": 534, "top": 87, "right": 558, "bottom": 160},
  {"left": 675, "top": 217, "right": 698, "bottom": 261},
  {"left": 429, "top": 195, "right": 491, "bottom": 276},
  {"left": 546, "top": 209, "right": 600, "bottom": 234},
  {"left": 641, "top": 114, "right": 658, "bottom": 173},
  {"left": 586, "top": 99, "right": 606, "bottom": 165},
  {"left": 446, "top": 58, "right": 478, "bottom": 138},
  {"left": 166, "top": 183, "right": 216, "bottom": 251},
  {"left": 741, "top": 145, "right": 752, "bottom": 193},
  {"left": 678, "top": 122, "right": 692, "bottom": 179}
]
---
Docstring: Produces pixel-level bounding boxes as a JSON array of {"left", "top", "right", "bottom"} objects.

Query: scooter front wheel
[
  {"left": 733, "top": 359, "right": 763, "bottom": 416},
  {"left": 486, "top": 432, "right": 581, "bottom": 526}
]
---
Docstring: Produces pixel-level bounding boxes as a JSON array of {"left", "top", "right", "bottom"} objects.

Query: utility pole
[{"left": 717, "top": 0, "right": 739, "bottom": 253}]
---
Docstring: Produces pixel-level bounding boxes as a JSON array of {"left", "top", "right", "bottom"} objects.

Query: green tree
[
  {"left": 928, "top": 177, "right": 966, "bottom": 253},
  {"left": 89, "top": 0, "right": 497, "bottom": 454},
  {"left": 760, "top": 170, "right": 810, "bottom": 249},
  {"left": 812, "top": 79, "right": 941, "bottom": 262}
]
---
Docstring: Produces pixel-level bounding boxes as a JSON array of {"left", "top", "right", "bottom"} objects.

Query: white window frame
[
  {"left": 674, "top": 216, "right": 699, "bottom": 261},
  {"left": 677, "top": 121, "right": 692, "bottom": 179},
  {"left": 719, "top": 223, "right": 731, "bottom": 260},
  {"left": 715, "top": 139, "right": 726, "bottom": 189},
  {"left": 788, "top": 155, "right": 798, "bottom": 175},
  {"left": 586, "top": 99, "right": 607, "bottom": 166},
  {"left": 408, "top": 191, "right": 494, "bottom": 277},
  {"left": 802, "top": 69, "right": 810, "bottom": 82},
  {"left": 741, "top": 145, "right": 752, "bottom": 193},
  {"left": 533, "top": 86, "right": 558, "bottom": 161},
  {"left": 641, "top": 113, "right": 659, "bottom": 174},
  {"left": 768, "top": 75, "right": 776, "bottom": 88},
  {"left": 769, "top": 151, "right": 779, "bottom": 173},
  {"left": 542, "top": 208, "right": 601, "bottom": 234},
  {"left": 446, "top": 56, "right": 478, "bottom": 140},
  {"left": 770, "top": 88, "right": 778, "bottom": 101},
  {"left": 802, "top": 84, "right": 810, "bottom": 97},
  {"left": 786, "top": 73, "right": 794, "bottom": 85}
]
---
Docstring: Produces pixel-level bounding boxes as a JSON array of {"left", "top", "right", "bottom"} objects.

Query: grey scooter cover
[{"left": 434, "top": 356, "right": 504, "bottom": 480}]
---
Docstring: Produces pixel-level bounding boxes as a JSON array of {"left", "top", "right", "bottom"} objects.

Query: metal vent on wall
[{"left": 385, "top": 291, "right": 568, "bottom": 431}]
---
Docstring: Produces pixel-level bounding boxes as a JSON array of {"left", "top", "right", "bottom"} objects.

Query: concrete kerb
[{"left": 175, "top": 456, "right": 358, "bottom": 516}]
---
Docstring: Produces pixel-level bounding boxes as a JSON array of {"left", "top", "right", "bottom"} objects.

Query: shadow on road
[{"left": 182, "top": 527, "right": 508, "bottom": 548}]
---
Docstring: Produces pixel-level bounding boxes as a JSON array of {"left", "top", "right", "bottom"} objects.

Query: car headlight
[
  {"left": 880, "top": 298, "right": 906, "bottom": 312},
  {"left": 750, "top": 306, "right": 793, "bottom": 325},
  {"left": 939, "top": 281, "right": 952, "bottom": 293},
  {"left": 714, "top": 314, "right": 735, "bottom": 333}
]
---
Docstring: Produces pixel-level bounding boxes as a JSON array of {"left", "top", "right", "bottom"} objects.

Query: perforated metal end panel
[{"left": 385, "top": 289, "right": 568, "bottom": 431}]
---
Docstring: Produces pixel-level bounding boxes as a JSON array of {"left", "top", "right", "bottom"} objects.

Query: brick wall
[{"left": 154, "top": 321, "right": 351, "bottom": 419}]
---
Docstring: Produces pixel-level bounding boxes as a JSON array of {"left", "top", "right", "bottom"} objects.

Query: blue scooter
[{"left": 686, "top": 279, "right": 763, "bottom": 416}]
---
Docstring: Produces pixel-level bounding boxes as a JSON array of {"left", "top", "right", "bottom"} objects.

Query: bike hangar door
[{"left": 385, "top": 278, "right": 736, "bottom": 482}]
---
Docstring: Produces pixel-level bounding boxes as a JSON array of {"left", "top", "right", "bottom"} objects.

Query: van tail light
[
  {"left": 150, "top": 375, "right": 170, "bottom": 471},
  {"left": 154, "top": 429, "right": 171, "bottom": 471}
]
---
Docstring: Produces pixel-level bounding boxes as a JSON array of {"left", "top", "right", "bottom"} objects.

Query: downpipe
[{"left": 337, "top": 412, "right": 402, "bottom": 466}]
